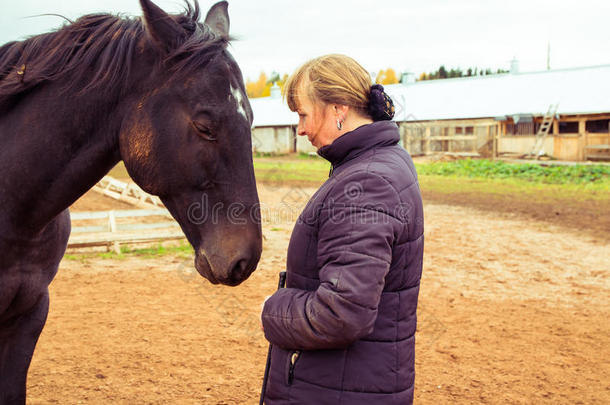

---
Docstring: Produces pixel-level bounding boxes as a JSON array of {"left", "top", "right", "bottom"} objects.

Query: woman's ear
[{"left": 333, "top": 104, "right": 349, "bottom": 118}]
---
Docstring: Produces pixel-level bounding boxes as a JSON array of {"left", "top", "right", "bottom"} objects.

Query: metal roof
[
  {"left": 250, "top": 95, "right": 298, "bottom": 127},
  {"left": 250, "top": 64, "right": 610, "bottom": 127}
]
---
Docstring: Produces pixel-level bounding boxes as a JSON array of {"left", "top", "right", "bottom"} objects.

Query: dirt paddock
[{"left": 27, "top": 183, "right": 609, "bottom": 404}]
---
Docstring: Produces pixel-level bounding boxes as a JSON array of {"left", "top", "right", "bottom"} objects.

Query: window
[
  {"left": 506, "top": 122, "right": 535, "bottom": 135},
  {"left": 454, "top": 126, "right": 473, "bottom": 135},
  {"left": 586, "top": 119, "right": 610, "bottom": 133},
  {"left": 559, "top": 121, "right": 578, "bottom": 134}
]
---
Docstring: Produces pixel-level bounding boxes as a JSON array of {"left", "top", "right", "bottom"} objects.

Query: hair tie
[{"left": 368, "top": 84, "right": 395, "bottom": 121}]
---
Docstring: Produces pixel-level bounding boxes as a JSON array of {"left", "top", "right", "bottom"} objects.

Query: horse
[{"left": 0, "top": 0, "right": 262, "bottom": 402}]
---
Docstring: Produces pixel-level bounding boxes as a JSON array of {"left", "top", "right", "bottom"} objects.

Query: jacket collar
[{"left": 317, "top": 121, "right": 399, "bottom": 167}]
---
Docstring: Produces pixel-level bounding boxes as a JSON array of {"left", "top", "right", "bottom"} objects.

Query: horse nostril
[{"left": 229, "top": 257, "right": 254, "bottom": 285}]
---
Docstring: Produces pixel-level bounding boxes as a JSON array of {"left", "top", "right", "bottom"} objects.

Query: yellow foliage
[
  {"left": 246, "top": 72, "right": 293, "bottom": 98},
  {"left": 246, "top": 72, "right": 269, "bottom": 98},
  {"left": 261, "top": 83, "right": 271, "bottom": 97},
  {"left": 381, "top": 68, "right": 398, "bottom": 85},
  {"left": 375, "top": 68, "right": 399, "bottom": 85}
]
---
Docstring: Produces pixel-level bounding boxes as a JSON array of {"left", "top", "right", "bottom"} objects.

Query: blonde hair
[{"left": 284, "top": 54, "right": 372, "bottom": 117}]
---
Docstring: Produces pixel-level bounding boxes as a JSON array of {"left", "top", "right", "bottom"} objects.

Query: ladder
[{"left": 527, "top": 103, "right": 559, "bottom": 158}]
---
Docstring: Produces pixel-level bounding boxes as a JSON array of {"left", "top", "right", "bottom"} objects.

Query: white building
[{"left": 249, "top": 64, "right": 610, "bottom": 161}]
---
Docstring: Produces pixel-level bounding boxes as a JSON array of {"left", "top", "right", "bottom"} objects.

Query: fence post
[
  {"left": 492, "top": 125, "right": 497, "bottom": 159},
  {"left": 108, "top": 210, "right": 121, "bottom": 254}
]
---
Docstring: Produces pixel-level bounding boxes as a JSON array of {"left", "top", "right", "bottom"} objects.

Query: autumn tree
[
  {"left": 246, "top": 71, "right": 290, "bottom": 98},
  {"left": 246, "top": 72, "right": 268, "bottom": 98},
  {"left": 375, "top": 68, "right": 399, "bottom": 85}
]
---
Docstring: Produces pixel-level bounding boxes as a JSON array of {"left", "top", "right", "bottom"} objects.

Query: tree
[
  {"left": 416, "top": 65, "right": 507, "bottom": 81},
  {"left": 245, "top": 71, "right": 292, "bottom": 98},
  {"left": 374, "top": 68, "right": 399, "bottom": 85},
  {"left": 246, "top": 72, "right": 267, "bottom": 98},
  {"left": 381, "top": 68, "right": 399, "bottom": 84},
  {"left": 438, "top": 65, "right": 447, "bottom": 79}
]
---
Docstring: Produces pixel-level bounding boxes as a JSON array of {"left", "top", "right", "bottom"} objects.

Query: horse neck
[{"left": 0, "top": 80, "right": 125, "bottom": 235}]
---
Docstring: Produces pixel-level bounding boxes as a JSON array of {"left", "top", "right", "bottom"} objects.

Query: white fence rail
[
  {"left": 68, "top": 209, "right": 184, "bottom": 253},
  {"left": 92, "top": 176, "right": 164, "bottom": 209}
]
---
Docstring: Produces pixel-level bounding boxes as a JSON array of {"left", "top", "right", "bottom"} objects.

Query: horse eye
[{"left": 193, "top": 121, "right": 216, "bottom": 141}]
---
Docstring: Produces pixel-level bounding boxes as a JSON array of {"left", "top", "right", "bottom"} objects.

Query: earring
[{"left": 336, "top": 119, "right": 343, "bottom": 130}]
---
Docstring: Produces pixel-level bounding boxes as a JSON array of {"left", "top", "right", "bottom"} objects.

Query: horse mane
[{"left": 0, "top": 0, "right": 228, "bottom": 108}]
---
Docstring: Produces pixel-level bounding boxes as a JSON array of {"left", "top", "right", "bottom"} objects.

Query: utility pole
[{"left": 547, "top": 41, "right": 551, "bottom": 70}]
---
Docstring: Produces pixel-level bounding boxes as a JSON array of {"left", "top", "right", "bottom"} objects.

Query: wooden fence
[
  {"left": 93, "top": 176, "right": 164, "bottom": 209},
  {"left": 68, "top": 209, "right": 184, "bottom": 253}
]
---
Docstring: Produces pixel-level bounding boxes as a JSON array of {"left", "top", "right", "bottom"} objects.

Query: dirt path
[
  {"left": 26, "top": 186, "right": 609, "bottom": 404},
  {"left": 421, "top": 188, "right": 609, "bottom": 244}
]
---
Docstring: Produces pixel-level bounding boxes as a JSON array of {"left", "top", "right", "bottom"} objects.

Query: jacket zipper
[
  {"left": 287, "top": 350, "right": 301, "bottom": 385},
  {"left": 328, "top": 165, "right": 334, "bottom": 177}
]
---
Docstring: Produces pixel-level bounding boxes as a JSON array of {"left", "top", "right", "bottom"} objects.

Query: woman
[{"left": 261, "top": 54, "right": 424, "bottom": 405}]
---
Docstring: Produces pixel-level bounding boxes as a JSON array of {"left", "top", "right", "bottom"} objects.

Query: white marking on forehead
[{"left": 230, "top": 84, "right": 248, "bottom": 120}]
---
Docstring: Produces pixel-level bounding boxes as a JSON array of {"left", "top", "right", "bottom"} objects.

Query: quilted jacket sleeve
[{"left": 262, "top": 171, "right": 405, "bottom": 350}]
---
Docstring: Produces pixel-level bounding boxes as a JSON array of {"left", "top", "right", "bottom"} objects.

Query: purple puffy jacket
[{"left": 262, "top": 121, "right": 424, "bottom": 404}]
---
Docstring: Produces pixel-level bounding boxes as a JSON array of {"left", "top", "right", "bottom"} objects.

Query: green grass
[
  {"left": 419, "top": 174, "right": 609, "bottom": 202},
  {"left": 253, "top": 158, "right": 330, "bottom": 185},
  {"left": 110, "top": 156, "right": 609, "bottom": 186},
  {"left": 414, "top": 159, "right": 610, "bottom": 185},
  {"left": 251, "top": 156, "right": 610, "bottom": 219},
  {"left": 253, "top": 157, "right": 609, "bottom": 185},
  {"left": 64, "top": 242, "right": 194, "bottom": 262},
  {"left": 111, "top": 156, "right": 608, "bottom": 204}
]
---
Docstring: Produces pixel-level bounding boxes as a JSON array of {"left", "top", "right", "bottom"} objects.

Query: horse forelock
[{"left": 0, "top": 0, "right": 229, "bottom": 111}]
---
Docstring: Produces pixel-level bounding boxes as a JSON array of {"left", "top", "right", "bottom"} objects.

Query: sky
[{"left": 1, "top": 0, "right": 609, "bottom": 82}]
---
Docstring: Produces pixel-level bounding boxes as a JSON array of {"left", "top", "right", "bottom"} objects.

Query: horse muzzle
[{"left": 195, "top": 242, "right": 261, "bottom": 286}]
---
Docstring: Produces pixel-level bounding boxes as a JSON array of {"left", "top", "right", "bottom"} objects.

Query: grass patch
[
  {"left": 106, "top": 156, "right": 609, "bottom": 206},
  {"left": 419, "top": 175, "right": 609, "bottom": 202},
  {"left": 109, "top": 157, "right": 609, "bottom": 186},
  {"left": 252, "top": 156, "right": 609, "bottom": 187},
  {"left": 253, "top": 158, "right": 330, "bottom": 185},
  {"left": 414, "top": 159, "right": 610, "bottom": 185},
  {"left": 64, "top": 242, "right": 194, "bottom": 262}
]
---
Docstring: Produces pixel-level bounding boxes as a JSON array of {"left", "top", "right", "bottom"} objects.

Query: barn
[{"left": 249, "top": 63, "right": 610, "bottom": 161}]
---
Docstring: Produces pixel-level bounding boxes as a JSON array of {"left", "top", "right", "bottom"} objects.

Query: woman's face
[{"left": 295, "top": 86, "right": 338, "bottom": 149}]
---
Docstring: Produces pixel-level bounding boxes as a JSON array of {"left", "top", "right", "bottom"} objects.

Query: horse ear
[
  {"left": 204, "top": 1, "right": 230, "bottom": 38},
  {"left": 140, "top": 0, "right": 186, "bottom": 52}
]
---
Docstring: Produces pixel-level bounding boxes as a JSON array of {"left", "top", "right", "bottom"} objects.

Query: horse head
[{"left": 119, "top": 0, "right": 261, "bottom": 286}]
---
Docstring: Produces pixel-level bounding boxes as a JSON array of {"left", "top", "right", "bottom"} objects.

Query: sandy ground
[{"left": 25, "top": 183, "right": 609, "bottom": 404}]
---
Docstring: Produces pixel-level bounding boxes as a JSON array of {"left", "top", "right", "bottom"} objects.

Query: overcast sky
[{"left": 1, "top": 0, "right": 609, "bottom": 82}]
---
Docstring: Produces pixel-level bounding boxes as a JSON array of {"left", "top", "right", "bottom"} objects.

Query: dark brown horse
[{"left": 0, "top": 1, "right": 262, "bottom": 402}]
